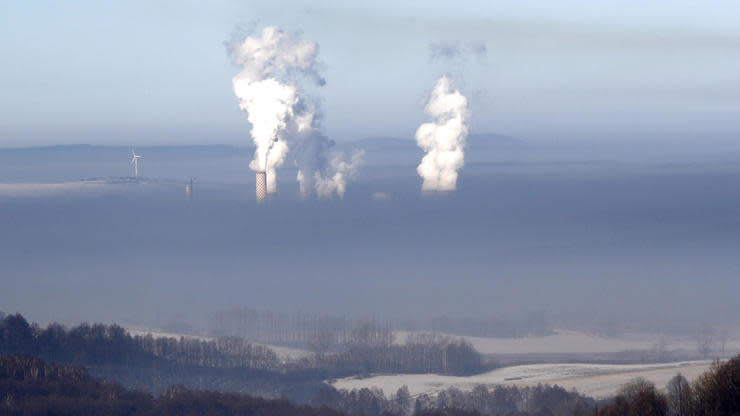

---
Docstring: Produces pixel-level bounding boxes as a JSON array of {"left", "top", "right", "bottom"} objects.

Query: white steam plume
[
  {"left": 230, "top": 26, "right": 323, "bottom": 193},
  {"left": 314, "top": 150, "right": 365, "bottom": 198},
  {"left": 293, "top": 130, "right": 364, "bottom": 199},
  {"left": 415, "top": 75, "right": 470, "bottom": 192},
  {"left": 230, "top": 26, "right": 362, "bottom": 198}
]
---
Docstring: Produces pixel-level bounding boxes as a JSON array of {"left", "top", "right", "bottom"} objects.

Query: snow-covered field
[
  {"left": 331, "top": 360, "right": 712, "bottom": 399},
  {"left": 123, "top": 326, "right": 731, "bottom": 398}
]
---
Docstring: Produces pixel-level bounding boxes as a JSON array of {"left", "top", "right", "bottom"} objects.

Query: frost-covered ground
[{"left": 331, "top": 360, "right": 712, "bottom": 399}]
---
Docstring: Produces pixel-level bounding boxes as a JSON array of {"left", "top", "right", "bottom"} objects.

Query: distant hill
[
  {"left": 0, "top": 144, "right": 252, "bottom": 163},
  {"left": 0, "top": 133, "right": 524, "bottom": 176},
  {"left": 467, "top": 133, "right": 524, "bottom": 148}
]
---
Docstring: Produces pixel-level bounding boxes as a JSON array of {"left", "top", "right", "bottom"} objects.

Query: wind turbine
[{"left": 130, "top": 149, "right": 142, "bottom": 178}]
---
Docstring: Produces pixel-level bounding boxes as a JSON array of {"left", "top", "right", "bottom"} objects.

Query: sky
[{"left": 1, "top": 0, "right": 740, "bottom": 148}]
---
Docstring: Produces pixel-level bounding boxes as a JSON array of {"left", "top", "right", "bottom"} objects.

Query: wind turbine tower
[{"left": 130, "top": 149, "right": 142, "bottom": 179}]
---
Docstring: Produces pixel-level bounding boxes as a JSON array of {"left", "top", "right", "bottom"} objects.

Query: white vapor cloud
[
  {"left": 229, "top": 25, "right": 361, "bottom": 198},
  {"left": 415, "top": 75, "right": 470, "bottom": 192},
  {"left": 230, "top": 26, "right": 322, "bottom": 193}
]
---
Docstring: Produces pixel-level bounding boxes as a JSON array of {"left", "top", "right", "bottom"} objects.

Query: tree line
[
  {"left": 312, "top": 383, "right": 597, "bottom": 416},
  {"left": 2, "top": 349, "right": 739, "bottom": 415},
  {"left": 596, "top": 356, "right": 740, "bottom": 416},
  {"left": 0, "top": 312, "right": 487, "bottom": 401},
  {"left": 0, "top": 312, "right": 319, "bottom": 400},
  {"left": 296, "top": 329, "right": 484, "bottom": 377},
  {"left": 0, "top": 313, "right": 486, "bottom": 377},
  {"left": 0, "top": 312, "right": 282, "bottom": 371},
  {"left": 209, "top": 308, "right": 553, "bottom": 348},
  {"left": 0, "top": 353, "right": 600, "bottom": 416},
  {"left": 0, "top": 354, "right": 343, "bottom": 416}
]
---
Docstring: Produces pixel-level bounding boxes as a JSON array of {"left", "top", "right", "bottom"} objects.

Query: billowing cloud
[{"left": 416, "top": 75, "right": 470, "bottom": 192}]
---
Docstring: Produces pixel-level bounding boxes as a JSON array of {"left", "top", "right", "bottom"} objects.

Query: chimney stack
[{"left": 256, "top": 171, "right": 267, "bottom": 202}]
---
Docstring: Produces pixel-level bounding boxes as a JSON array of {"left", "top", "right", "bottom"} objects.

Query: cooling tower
[{"left": 256, "top": 171, "right": 267, "bottom": 202}]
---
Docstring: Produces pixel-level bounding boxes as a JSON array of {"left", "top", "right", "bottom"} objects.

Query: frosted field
[{"left": 331, "top": 360, "right": 712, "bottom": 399}]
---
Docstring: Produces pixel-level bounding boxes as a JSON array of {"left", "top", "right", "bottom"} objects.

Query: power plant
[{"left": 255, "top": 171, "right": 267, "bottom": 202}]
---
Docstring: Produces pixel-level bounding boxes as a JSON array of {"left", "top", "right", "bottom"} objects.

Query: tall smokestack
[{"left": 256, "top": 171, "right": 267, "bottom": 202}]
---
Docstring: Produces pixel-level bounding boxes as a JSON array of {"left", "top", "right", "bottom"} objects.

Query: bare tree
[
  {"left": 308, "top": 331, "right": 336, "bottom": 363},
  {"left": 391, "top": 385, "right": 411, "bottom": 416},
  {"left": 616, "top": 378, "right": 668, "bottom": 416},
  {"left": 653, "top": 336, "right": 668, "bottom": 362},
  {"left": 666, "top": 373, "right": 692, "bottom": 416},
  {"left": 696, "top": 324, "right": 715, "bottom": 359},
  {"left": 718, "top": 328, "right": 728, "bottom": 359}
]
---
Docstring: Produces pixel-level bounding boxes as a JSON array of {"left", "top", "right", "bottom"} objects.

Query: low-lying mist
[{"left": 1, "top": 137, "right": 739, "bottom": 339}]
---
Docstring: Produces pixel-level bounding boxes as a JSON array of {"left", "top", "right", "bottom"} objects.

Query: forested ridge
[
  {"left": 1, "top": 312, "right": 739, "bottom": 415},
  {"left": 0, "top": 354, "right": 344, "bottom": 416},
  {"left": 0, "top": 354, "right": 597, "bottom": 416},
  {"left": 2, "top": 353, "right": 739, "bottom": 416},
  {"left": 0, "top": 313, "right": 485, "bottom": 400}
]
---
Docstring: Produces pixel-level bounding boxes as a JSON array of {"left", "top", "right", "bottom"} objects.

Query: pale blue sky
[{"left": 1, "top": 0, "right": 740, "bottom": 148}]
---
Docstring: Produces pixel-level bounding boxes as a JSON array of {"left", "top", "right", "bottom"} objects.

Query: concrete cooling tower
[{"left": 256, "top": 171, "right": 267, "bottom": 202}]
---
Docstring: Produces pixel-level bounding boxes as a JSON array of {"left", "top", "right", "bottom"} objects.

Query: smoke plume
[
  {"left": 230, "top": 26, "right": 321, "bottom": 193},
  {"left": 292, "top": 129, "right": 364, "bottom": 199},
  {"left": 314, "top": 150, "right": 365, "bottom": 198},
  {"left": 230, "top": 26, "right": 361, "bottom": 198},
  {"left": 415, "top": 75, "right": 470, "bottom": 192}
]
